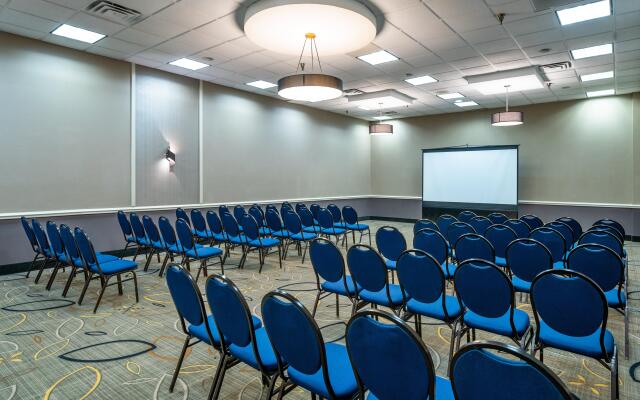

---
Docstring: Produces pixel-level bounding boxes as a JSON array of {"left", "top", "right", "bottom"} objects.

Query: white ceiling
[{"left": 1, "top": 0, "right": 639, "bottom": 120}]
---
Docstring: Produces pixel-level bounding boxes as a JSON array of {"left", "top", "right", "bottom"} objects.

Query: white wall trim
[
  {"left": 130, "top": 62, "right": 137, "bottom": 206},
  {"left": 198, "top": 79, "right": 204, "bottom": 204}
]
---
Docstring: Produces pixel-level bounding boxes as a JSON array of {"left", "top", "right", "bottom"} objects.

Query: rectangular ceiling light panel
[
  {"left": 571, "top": 43, "right": 612, "bottom": 59},
  {"left": 51, "top": 24, "right": 105, "bottom": 43},
  {"left": 557, "top": 0, "right": 610, "bottom": 25},
  {"left": 348, "top": 89, "right": 414, "bottom": 110},
  {"left": 464, "top": 67, "right": 545, "bottom": 95}
]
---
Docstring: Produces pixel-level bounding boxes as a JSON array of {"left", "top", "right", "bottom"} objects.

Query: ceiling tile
[
  {"left": 8, "top": 0, "right": 75, "bottom": 22},
  {"left": 113, "top": 28, "right": 163, "bottom": 47},
  {"left": 0, "top": 22, "right": 47, "bottom": 39},
  {"left": 615, "top": 38, "right": 640, "bottom": 53},
  {"left": 156, "top": 29, "right": 221, "bottom": 56},
  {"left": 485, "top": 49, "right": 526, "bottom": 63},
  {"left": 474, "top": 37, "right": 519, "bottom": 54},
  {"left": 504, "top": 13, "right": 559, "bottom": 36},
  {"left": 65, "top": 11, "right": 126, "bottom": 34},
  {"left": 616, "top": 0, "right": 640, "bottom": 14},
  {"left": 514, "top": 28, "right": 564, "bottom": 47},
  {"left": 93, "top": 37, "right": 145, "bottom": 55},
  {"left": 193, "top": 14, "right": 242, "bottom": 45},
  {"left": 0, "top": 8, "right": 59, "bottom": 33}
]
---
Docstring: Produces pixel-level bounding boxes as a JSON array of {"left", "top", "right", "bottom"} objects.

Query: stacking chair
[
  {"left": 309, "top": 238, "right": 359, "bottom": 317},
  {"left": 484, "top": 224, "right": 517, "bottom": 267},
  {"left": 165, "top": 265, "right": 262, "bottom": 396},
  {"left": 265, "top": 204, "right": 278, "bottom": 217},
  {"left": 579, "top": 230, "right": 624, "bottom": 258},
  {"left": 375, "top": 226, "right": 406, "bottom": 279},
  {"left": 130, "top": 213, "right": 155, "bottom": 263},
  {"left": 468, "top": 216, "right": 492, "bottom": 235},
  {"left": 504, "top": 219, "right": 530, "bottom": 238},
  {"left": 205, "top": 210, "right": 227, "bottom": 245},
  {"left": 347, "top": 244, "right": 404, "bottom": 315},
  {"left": 436, "top": 214, "right": 457, "bottom": 235},
  {"left": 310, "top": 203, "right": 321, "bottom": 221},
  {"left": 594, "top": 218, "right": 625, "bottom": 239},
  {"left": 317, "top": 208, "right": 347, "bottom": 247},
  {"left": 218, "top": 205, "right": 231, "bottom": 216},
  {"left": 546, "top": 221, "right": 575, "bottom": 250},
  {"left": 413, "top": 218, "right": 438, "bottom": 234},
  {"left": 454, "top": 234, "right": 495, "bottom": 264},
  {"left": 266, "top": 208, "right": 290, "bottom": 243},
  {"left": 281, "top": 202, "right": 294, "bottom": 216},
  {"left": 346, "top": 310, "right": 453, "bottom": 400},
  {"left": 396, "top": 249, "right": 462, "bottom": 360},
  {"left": 531, "top": 270, "right": 618, "bottom": 399},
  {"left": 529, "top": 227, "right": 566, "bottom": 269},
  {"left": 249, "top": 205, "right": 271, "bottom": 236},
  {"left": 458, "top": 210, "right": 476, "bottom": 223},
  {"left": 75, "top": 228, "right": 138, "bottom": 313},
  {"left": 450, "top": 341, "right": 574, "bottom": 400},
  {"left": 191, "top": 209, "right": 213, "bottom": 242},
  {"left": 221, "top": 212, "right": 248, "bottom": 260},
  {"left": 20, "top": 216, "right": 44, "bottom": 278},
  {"left": 567, "top": 244, "right": 629, "bottom": 359},
  {"left": 453, "top": 259, "right": 532, "bottom": 352},
  {"left": 282, "top": 211, "right": 316, "bottom": 263},
  {"left": 233, "top": 205, "right": 246, "bottom": 224},
  {"left": 413, "top": 228, "right": 453, "bottom": 279},
  {"left": 116, "top": 211, "right": 137, "bottom": 258},
  {"left": 44, "top": 221, "right": 69, "bottom": 291},
  {"left": 327, "top": 203, "right": 348, "bottom": 229},
  {"left": 158, "top": 216, "right": 185, "bottom": 277},
  {"left": 176, "top": 219, "right": 224, "bottom": 281},
  {"left": 446, "top": 222, "right": 476, "bottom": 252},
  {"left": 261, "top": 290, "right": 358, "bottom": 400},
  {"left": 488, "top": 212, "right": 509, "bottom": 224},
  {"left": 590, "top": 224, "right": 625, "bottom": 245},
  {"left": 294, "top": 202, "right": 307, "bottom": 214},
  {"left": 176, "top": 207, "right": 191, "bottom": 226},
  {"left": 557, "top": 217, "right": 582, "bottom": 241},
  {"left": 298, "top": 207, "right": 321, "bottom": 234},
  {"left": 505, "top": 238, "right": 553, "bottom": 295},
  {"left": 239, "top": 214, "right": 282, "bottom": 273},
  {"left": 342, "top": 206, "right": 371, "bottom": 245},
  {"left": 141, "top": 215, "right": 168, "bottom": 271},
  {"left": 520, "top": 214, "right": 544, "bottom": 230},
  {"left": 32, "top": 219, "right": 55, "bottom": 284},
  {"left": 205, "top": 275, "right": 280, "bottom": 399}
]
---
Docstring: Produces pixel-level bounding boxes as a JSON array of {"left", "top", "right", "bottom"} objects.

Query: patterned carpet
[{"left": 0, "top": 220, "right": 638, "bottom": 400}]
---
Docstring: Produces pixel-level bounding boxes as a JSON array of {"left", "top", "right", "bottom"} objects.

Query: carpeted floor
[{"left": 0, "top": 220, "right": 638, "bottom": 399}]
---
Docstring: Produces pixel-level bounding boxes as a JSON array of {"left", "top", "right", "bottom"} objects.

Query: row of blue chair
[{"left": 167, "top": 264, "right": 576, "bottom": 400}]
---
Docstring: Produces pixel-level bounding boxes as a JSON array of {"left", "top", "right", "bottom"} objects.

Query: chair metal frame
[
  {"left": 239, "top": 214, "right": 282, "bottom": 273},
  {"left": 20, "top": 216, "right": 44, "bottom": 278},
  {"left": 176, "top": 219, "right": 224, "bottom": 282},
  {"left": 342, "top": 205, "right": 371, "bottom": 245}
]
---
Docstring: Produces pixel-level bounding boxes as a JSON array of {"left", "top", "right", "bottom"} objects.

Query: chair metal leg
[
  {"left": 62, "top": 266, "right": 78, "bottom": 297},
  {"left": 302, "top": 242, "right": 309, "bottom": 264},
  {"left": 116, "top": 274, "right": 123, "bottom": 295},
  {"left": 311, "top": 291, "right": 321, "bottom": 317},
  {"left": 132, "top": 246, "right": 140, "bottom": 261},
  {"left": 131, "top": 272, "right": 139, "bottom": 303},
  {"left": 159, "top": 253, "right": 170, "bottom": 277},
  {"left": 207, "top": 353, "right": 226, "bottom": 400},
  {"left": 45, "top": 261, "right": 62, "bottom": 291},
  {"left": 25, "top": 254, "right": 40, "bottom": 278},
  {"left": 219, "top": 255, "right": 225, "bottom": 275},
  {"left": 278, "top": 245, "right": 282, "bottom": 269},
  {"left": 78, "top": 272, "right": 93, "bottom": 305},
  {"left": 34, "top": 259, "right": 52, "bottom": 284},
  {"left": 210, "top": 354, "right": 229, "bottom": 400},
  {"left": 143, "top": 249, "right": 154, "bottom": 271},
  {"left": 93, "top": 276, "right": 111, "bottom": 313},
  {"left": 264, "top": 375, "right": 278, "bottom": 399},
  {"left": 335, "top": 294, "right": 340, "bottom": 318},
  {"left": 170, "top": 336, "right": 191, "bottom": 392},
  {"left": 624, "top": 305, "right": 629, "bottom": 359}
]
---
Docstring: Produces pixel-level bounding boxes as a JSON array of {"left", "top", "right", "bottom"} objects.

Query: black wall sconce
[{"left": 165, "top": 147, "right": 176, "bottom": 166}]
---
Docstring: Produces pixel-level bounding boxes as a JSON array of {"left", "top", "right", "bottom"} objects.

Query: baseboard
[{"left": 360, "top": 216, "right": 418, "bottom": 224}]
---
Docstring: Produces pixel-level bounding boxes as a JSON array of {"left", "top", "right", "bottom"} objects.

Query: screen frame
[{"left": 421, "top": 144, "right": 519, "bottom": 213}]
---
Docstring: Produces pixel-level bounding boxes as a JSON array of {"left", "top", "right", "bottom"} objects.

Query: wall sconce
[
  {"left": 369, "top": 121, "right": 393, "bottom": 136},
  {"left": 165, "top": 148, "right": 176, "bottom": 166}
]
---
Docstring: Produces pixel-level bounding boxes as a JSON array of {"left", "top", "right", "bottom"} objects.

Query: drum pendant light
[{"left": 492, "top": 85, "right": 524, "bottom": 126}]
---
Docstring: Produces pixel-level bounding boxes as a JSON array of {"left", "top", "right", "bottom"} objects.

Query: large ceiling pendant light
[
  {"left": 369, "top": 102, "right": 393, "bottom": 135},
  {"left": 278, "top": 33, "right": 343, "bottom": 102},
  {"left": 492, "top": 85, "right": 523, "bottom": 127}
]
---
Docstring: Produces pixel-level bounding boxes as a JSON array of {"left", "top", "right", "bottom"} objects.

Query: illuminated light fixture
[
  {"left": 437, "top": 92, "right": 464, "bottom": 100},
  {"left": 348, "top": 89, "right": 413, "bottom": 110},
  {"left": 465, "top": 66, "right": 545, "bottom": 95},
  {"left": 586, "top": 89, "right": 614, "bottom": 97},
  {"left": 51, "top": 24, "right": 105, "bottom": 44},
  {"left": 277, "top": 33, "right": 343, "bottom": 102},
  {"left": 571, "top": 43, "right": 612, "bottom": 59},
  {"left": 373, "top": 115, "right": 392, "bottom": 120},
  {"left": 557, "top": 0, "right": 610, "bottom": 25},
  {"left": 369, "top": 122, "right": 393, "bottom": 135},
  {"left": 580, "top": 70, "right": 614, "bottom": 82},
  {"left": 357, "top": 50, "right": 398, "bottom": 65},
  {"left": 247, "top": 80, "right": 277, "bottom": 89},
  {"left": 491, "top": 85, "right": 523, "bottom": 127},
  {"left": 169, "top": 58, "right": 209, "bottom": 70},
  {"left": 243, "top": 0, "right": 377, "bottom": 55},
  {"left": 454, "top": 101, "right": 479, "bottom": 107},
  {"left": 405, "top": 75, "right": 438, "bottom": 86},
  {"left": 165, "top": 148, "right": 176, "bottom": 166}
]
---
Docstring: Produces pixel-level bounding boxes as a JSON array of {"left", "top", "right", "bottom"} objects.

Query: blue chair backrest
[
  {"left": 166, "top": 264, "right": 205, "bottom": 327},
  {"left": 531, "top": 270, "right": 607, "bottom": 339},
  {"left": 309, "top": 238, "right": 345, "bottom": 283},
  {"left": 529, "top": 227, "right": 565, "bottom": 263},
  {"left": 594, "top": 218, "right": 625, "bottom": 238},
  {"left": 347, "top": 245, "right": 387, "bottom": 293},
  {"left": 327, "top": 204, "right": 342, "bottom": 222},
  {"left": 249, "top": 206, "right": 265, "bottom": 228},
  {"left": 579, "top": 230, "right": 623, "bottom": 257},
  {"left": 458, "top": 210, "right": 476, "bottom": 223},
  {"left": 310, "top": 204, "right": 320, "bottom": 220},
  {"left": 295, "top": 203, "right": 307, "bottom": 214},
  {"left": 298, "top": 207, "right": 317, "bottom": 229},
  {"left": 206, "top": 211, "right": 224, "bottom": 235},
  {"left": 159, "top": 216, "right": 179, "bottom": 249},
  {"left": 143, "top": 216, "right": 162, "bottom": 247},
  {"left": 176, "top": 219, "right": 195, "bottom": 252},
  {"left": 346, "top": 310, "right": 436, "bottom": 400},
  {"left": 446, "top": 221, "right": 476, "bottom": 246},
  {"left": 240, "top": 214, "right": 259, "bottom": 241},
  {"left": 396, "top": 250, "right": 447, "bottom": 307},
  {"left": 469, "top": 216, "right": 492, "bottom": 235},
  {"left": 413, "top": 228, "right": 448, "bottom": 265},
  {"left": 504, "top": 219, "right": 530, "bottom": 238},
  {"left": 317, "top": 208, "right": 335, "bottom": 230},
  {"left": 21, "top": 216, "right": 39, "bottom": 252},
  {"left": 436, "top": 214, "right": 457, "bottom": 234},
  {"left": 206, "top": 275, "right": 253, "bottom": 348},
  {"left": 375, "top": 226, "right": 406, "bottom": 262},
  {"left": 219, "top": 205, "right": 231, "bottom": 216},
  {"left": 455, "top": 260, "right": 513, "bottom": 319},
  {"left": 450, "top": 341, "right": 573, "bottom": 400},
  {"left": 117, "top": 210, "right": 133, "bottom": 237},
  {"left": 506, "top": 239, "right": 553, "bottom": 282},
  {"left": 221, "top": 213, "right": 241, "bottom": 238},
  {"left": 567, "top": 244, "right": 623, "bottom": 293},
  {"left": 59, "top": 224, "right": 81, "bottom": 263},
  {"left": 557, "top": 217, "right": 582, "bottom": 240},
  {"left": 129, "top": 213, "right": 147, "bottom": 242},
  {"left": 233, "top": 205, "right": 246, "bottom": 222},
  {"left": 342, "top": 206, "right": 359, "bottom": 225},
  {"left": 283, "top": 211, "right": 303, "bottom": 235},
  {"left": 176, "top": 208, "right": 190, "bottom": 226},
  {"left": 454, "top": 234, "right": 495, "bottom": 263},
  {"left": 488, "top": 212, "right": 508, "bottom": 224},
  {"left": 484, "top": 224, "right": 517, "bottom": 259},
  {"left": 590, "top": 224, "right": 624, "bottom": 243},
  {"left": 262, "top": 291, "right": 324, "bottom": 375},
  {"left": 281, "top": 203, "right": 294, "bottom": 216},
  {"left": 520, "top": 214, "right": 543, "bottom": 230},
  {"left": 546, "top": 221, "right": 574, "bottom": 247},
  {"left": 266, "top": 209, "right": 283, "bottom": 232},
  {"left": 413, "top": 219, "right": 438, "bottom": 234},
  {"left": 190, "top": 209, "right": 208, "bottom": 235},
  {"left": 74, "top": 228, "right": 98, "bottom": 271},
  {"left": 32, "top": 219, "right": 50, "bottom": 255},
  {"left": 265, "top": 204, "right": 278, "bottom": 216},
  {"left": 46, "top": 221, "right": 64, "bottom": 258}
]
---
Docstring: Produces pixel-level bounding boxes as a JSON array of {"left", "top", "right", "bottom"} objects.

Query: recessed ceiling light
[
  {"left": 373, "top": 115, "right": 392, "bottom": 120},
  {"left": 455, "top": 101, "right": 479, "bottom": 107},
  {"left": 465, "top": 67, "right": 544, "bottom": 95},
  {"left": 405, "top": 75, "right": 438, "bottom": 86},
  {"left": 586, "top": 89, "right": 614, "bottom": 98},
  {"left": 357, "top": 50, "right": 398, "bottom": 65},
  {"left": 247, "top": 80, "right": 277, "bottom": 89},
  {"left": 169, "top": 58, "right": 209, "bottom": 71},
  {"left": 348, "top": 89, "right": 414, "bottom": 110},
  {"left": 557, "top": 0, "right": 610, "bottom": 25},
  {"left": 571, "top": 43, "right": 612, "bottom": 59},
  {"left": 437, "top": 92, "right": 464, "bottom": 100},
  {"left": 580, "top": 70, "right": 614, "bottom": 82},
  {"left": 51, "top": 24, "right": 105, "bottom": 44}
]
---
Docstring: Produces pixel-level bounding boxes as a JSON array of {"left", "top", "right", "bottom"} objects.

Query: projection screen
[{"left": 422, "top": 145, "right": 519, "bottom": 212}]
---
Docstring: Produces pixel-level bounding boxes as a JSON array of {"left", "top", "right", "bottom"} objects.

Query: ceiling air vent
[
  {"left": 343, "top": 88, "right": 365, "bottom": 96},
  {"left": 529, "top": 0, "right": 581, "bottom": 12},
  {"left": 383, "top": 111, "right": 398, "bottom": 116},
  {"left": 541, "top": 61, "right": 573, "bottom": 71},
  {"left": 86, "top": 1, "right": 143, "bottom": 24}
]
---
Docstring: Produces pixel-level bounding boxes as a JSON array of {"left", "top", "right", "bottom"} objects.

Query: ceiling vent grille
[
  {"left": 529, "top": 0, "right": 581, "bottom": 12},
  {"left": 343, "top": 88, "right": 364, "bottom": 96},
  {"left": 541, "top": 61, "right": 573, "bottom": 71},
  {"left": 86, "top": 1, "right": 142, "bottom": 24}
]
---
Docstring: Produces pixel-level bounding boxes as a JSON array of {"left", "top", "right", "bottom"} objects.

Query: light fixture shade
[
  {"left": 369, "top": 122, "right": 393, "bottom": 135},
  {"left": 491, "top": 111, "right": 524, "bottom": 126},
  {"left": 278, "top": 74, "right": 343, "bottom": 102}
]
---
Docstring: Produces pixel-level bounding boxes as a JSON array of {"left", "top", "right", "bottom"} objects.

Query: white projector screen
[{"left": 422, "top": 145, "right": 518, "bottom": 211}]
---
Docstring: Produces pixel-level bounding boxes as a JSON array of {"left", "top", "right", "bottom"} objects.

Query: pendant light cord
[
  {"left": 295, "top": 35, "right": 323, "bottom": 73},
  {"left": 505, "top": 85, "right": 510, "bottom": 112}
]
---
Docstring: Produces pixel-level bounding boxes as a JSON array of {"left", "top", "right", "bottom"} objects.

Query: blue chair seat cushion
[
  {"left": 605, "top": 288, "right": 626, "bottom": 308},
  {"left": 167, "top": 242, "right": 203, "bottom": 253},
  {"left": 288, "top": 343, "right": 358, "bottom": 399},
  {"left": 333, "top": 222, "right": 349, "bottom": 229},
  {"left": 367, "top": 376, "right": 453, "bottom": 400},
  {"left": 227, "top": 234, "right": 248, "bottom": 245},
  {"left": 463, "top": 308, "right": 530, "bottom": 338},
  {"left": 195, "top": 229, "right": 213, "bottom": 239},
  {"left": 385, "top": 259, "right": 396, "bottom": 270},
  {"left": 137, "top": 237, "right": 151, "bottom": 246},
  {"left": 303, "top": 226, "right": 320, "bottom": 234},
  {"left": 538, "top": 320, "right": 614, "bottom": 358},
  {"left": 64, "top": 253, "right": 118, "bottom": 268},
  {"left": 228, "top": 327, "right": 278, "bottom": 372},
  {"left": 258, "top": 227, "right": 272, "bottom": 236},
  {"left": 407, "top": 295, "right": 462, "bottom": 322},
  {"left": 271, "top": 230, "right": 290, "bottom": 239},
  {"left": 249, "top": 237, "right": 280, "bottom": 247},
  {"left": 188, "top": 314, "right": 262, "bottom": 346},
  {"left": 291, "top": 232, "right": 317, "bottom": 241},
  {"left": 346, "top": 223, "right": 369, "bottom": 231},
  {"left": 125, "top": 235, "right": 137, "bottom": 243},
  {"left": 442, "top": 262, "right": 456, "bottom": 279},
  {"left": 186, "top": 246, "right": 223, "bottom": 259},
  {"left": 321, "top": 227, "right": 346, "bottom": 235},
  {"left": 553, "top": 261, "right": 565, "bottom": 269},
  {"left": 495, "top": 256, "right": 507, "bottom": 267},
  {"left": 90, "top": 259, "right": 137, "bottom": 274},
  {"left": 212, "top": 233, "right": 226, "bottom": 242},
  {"left": 359, "top": 284, "right": 404, "bottom": 307},
  {"left": 321, "top": 276, "right": 360, "bottom": 296},
  {"left": 511, "top": 276, "right": 531, "bottom": 293}
]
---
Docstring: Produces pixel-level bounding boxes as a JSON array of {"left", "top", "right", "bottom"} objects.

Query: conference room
[{"left": 0, "top": 0, "right": 639, "bottom": 398}]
